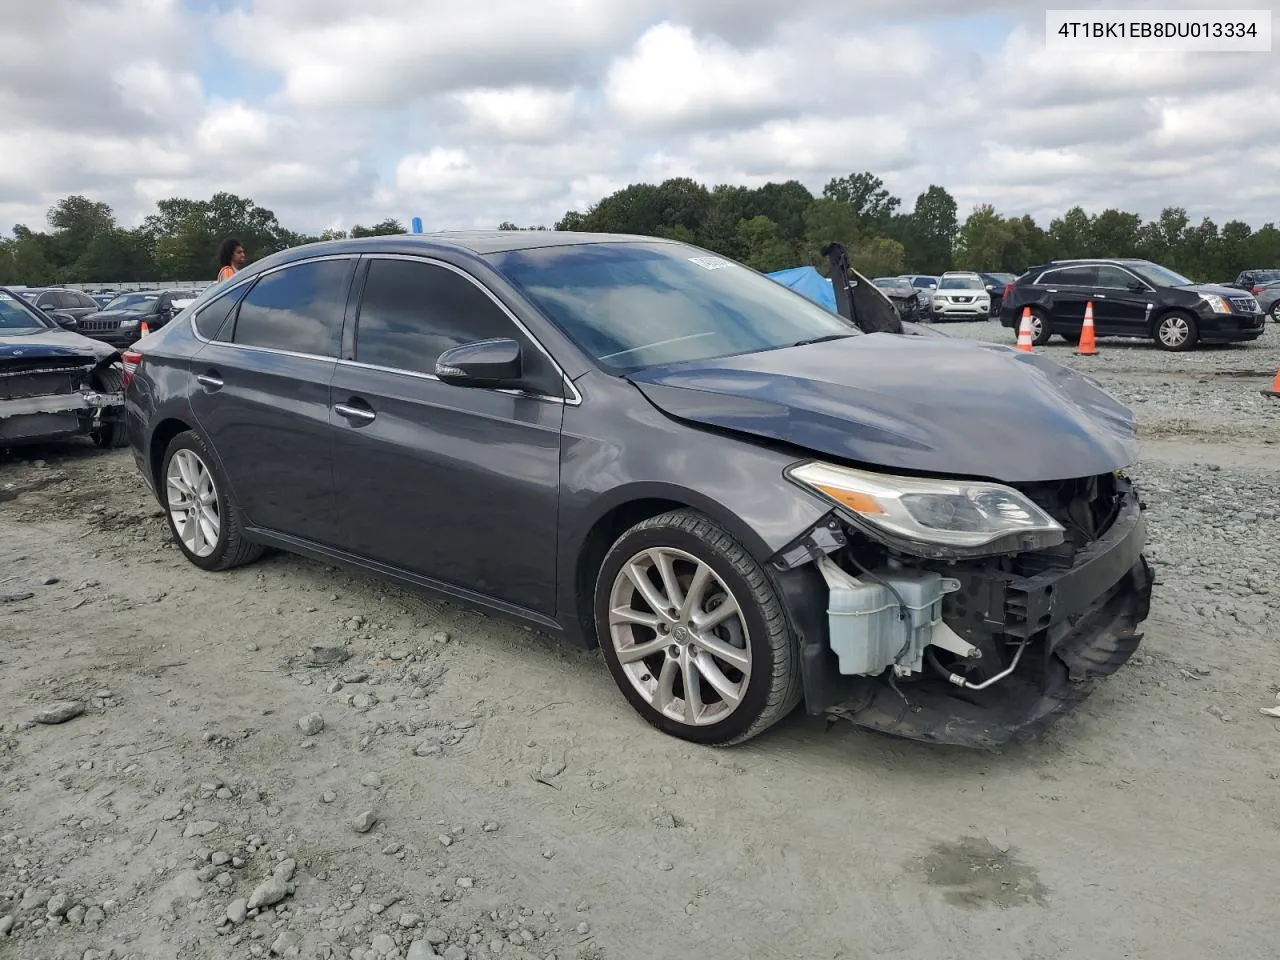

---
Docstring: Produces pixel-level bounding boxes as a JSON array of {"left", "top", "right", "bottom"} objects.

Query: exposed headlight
[
  {"left": 787, "top": 461, "right": 1065, "bottom": 557},
  {"left": 1200, "top": 294, "right": 1230, "bottom": 313}
]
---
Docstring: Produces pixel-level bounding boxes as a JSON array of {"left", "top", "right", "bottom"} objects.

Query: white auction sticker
[
  {"left": 688, "top": 256, "right": 731, "bottom": 270},
  {"left": 1045, "top": 9, "right": 1271, "bottom": 51}
]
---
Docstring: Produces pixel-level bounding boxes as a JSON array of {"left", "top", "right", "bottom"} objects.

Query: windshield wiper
[{"left": 791, "top": 334, "right": 855, "bottom": 347}]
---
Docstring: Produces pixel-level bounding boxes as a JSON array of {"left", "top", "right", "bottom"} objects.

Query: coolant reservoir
[{"left": 816, "top": 557, "right": 957, "bottom": 676}]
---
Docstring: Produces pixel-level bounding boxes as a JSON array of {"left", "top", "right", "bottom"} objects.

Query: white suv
[{"left": 931, "top": 272, "right": 991, "bottom": 321}]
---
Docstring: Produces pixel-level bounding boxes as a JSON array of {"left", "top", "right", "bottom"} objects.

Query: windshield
[
  {"left": 0, "top": 291, "right": 53, "bottom": 333},
  {"left": 487, "top": 242, "right": 858, "bottom": 374},
  {"left": 104, "top": 293, "right": 160, "bottom": 312},
  {"left": 938, "top": 276, "right": 983, "bottom": 290},
  {"left": 1249, "top": 269, "right": 1280, "bottom": 283},
  {"left": 1127, "top": 262, "right": 1193, "bottom": 287}
]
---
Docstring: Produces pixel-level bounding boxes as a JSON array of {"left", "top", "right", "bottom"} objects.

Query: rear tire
[
  {"left": 1027, "top": 307, "right": 1052, "bottom": 346},
  {"left": 161, "top": 431, "right": 264, "bottom": 571},
  {"left": 594, "top": 509, "right": 801, "bottom": 746}
]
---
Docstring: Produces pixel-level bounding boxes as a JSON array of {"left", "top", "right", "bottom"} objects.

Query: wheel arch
[
  {"left": 565, "top": 485, "right": 777, "bottom": 650},
  {"left": 148, "top": 416, "right": 196, "bottom": 494}
]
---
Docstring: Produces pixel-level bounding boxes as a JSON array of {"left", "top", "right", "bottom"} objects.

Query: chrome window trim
[
  {"left": 187, "top": 251, "right": 582, "bottom": 406},
  {"left": 333, "top": 357, "right": 569, "bottom": 406},
  {"left": 354, "top": 253, "right": 582, "bottom": 406}
]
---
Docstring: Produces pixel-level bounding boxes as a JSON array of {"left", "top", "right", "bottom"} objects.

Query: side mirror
[
  {"left": 53, "top": 314, "right": 77, "bottom": 329},
  {"left": 1127, "top": 281, "right": 1146, "bottom": 293},
  {"left": 435, "top": 338, "right": 523, "bottom": 388}
]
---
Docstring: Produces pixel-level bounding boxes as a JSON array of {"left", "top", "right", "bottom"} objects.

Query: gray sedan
[{"left": 122, "top": 232, "right": 1154, "bottom": 750}]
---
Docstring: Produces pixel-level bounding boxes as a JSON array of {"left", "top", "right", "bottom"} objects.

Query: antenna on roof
[{"left": 410, "top": 217, "right": 423, "bottom": 234}]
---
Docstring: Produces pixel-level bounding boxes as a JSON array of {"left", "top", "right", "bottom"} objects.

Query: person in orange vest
[{"left": 216, "top": 237, "right": 246, "bottom": 282}]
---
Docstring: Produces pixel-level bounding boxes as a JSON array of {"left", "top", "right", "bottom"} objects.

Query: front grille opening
[{"left": 1008, "top": 473, "right": 1122, "bottom": 574}]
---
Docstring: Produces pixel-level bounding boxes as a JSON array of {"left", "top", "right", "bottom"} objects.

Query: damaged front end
[
  {"left": 0, "top": 355, "right": 126, "bottom": 448},
  {"left": 769, "top": 463, "right": 1152, "bottom": 749}
]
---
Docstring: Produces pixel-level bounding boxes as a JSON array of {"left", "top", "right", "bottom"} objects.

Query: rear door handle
[
  {"left": 196, "top": 371, "right": 223, "bottom": 389},
  {"left": 334, "top": 401, "right": 376, "bottom": 423}
]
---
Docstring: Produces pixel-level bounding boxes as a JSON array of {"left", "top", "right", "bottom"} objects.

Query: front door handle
[
  {"left": 196, "top": 371, "right": 223, "bottom": 389},
  {"left": 334, "top": 401, "right": 376, "bottom": 423}
]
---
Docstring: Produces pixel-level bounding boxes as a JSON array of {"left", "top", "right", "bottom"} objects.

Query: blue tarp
[{"left": 766, "top": 266, "right": 837, "bottom": 313}]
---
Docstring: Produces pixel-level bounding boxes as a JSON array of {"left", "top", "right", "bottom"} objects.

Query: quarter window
[
  {"left": 354, "top": 258, "right": 558, "bottom": 392},
  {"left": 194, "top": 288, "right": 244, "bottom": 340},
  {"left": 231, "top": 258, "right": 354, "bottom": 356}
]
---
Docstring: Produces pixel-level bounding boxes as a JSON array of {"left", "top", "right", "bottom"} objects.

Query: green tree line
[
  {"left": 0, "top": 193, "right": 406, "bottom": 286},
  {"left": 552, "top": 173, "right": 1280, "bottom": 281},
  {"left": 3, "top": 175, "right": 1277, "bottom": 286}
]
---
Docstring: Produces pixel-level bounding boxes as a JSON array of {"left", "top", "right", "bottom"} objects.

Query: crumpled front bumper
[
  {"left": 0, "top": 389, "right": 125, "bottom": 443},
  {"left": 776, "top": 483, "right": 1153, "bottom": 749}
]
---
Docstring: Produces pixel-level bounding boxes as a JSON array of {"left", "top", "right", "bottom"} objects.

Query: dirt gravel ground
[{"left": 2, "top": 320, "right": 1279, "bottom": 960}]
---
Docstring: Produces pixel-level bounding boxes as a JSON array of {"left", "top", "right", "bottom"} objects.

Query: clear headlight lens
[
  {"left": 788, "top": 461, "right": 1065, "bottom": 554},
  {"left": 1201, "top": 294, "right": 1230, "bottom": 313}
]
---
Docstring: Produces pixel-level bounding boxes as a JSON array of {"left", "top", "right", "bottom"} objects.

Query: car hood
[
  {"left": 1182, "top": 283, "right": 1247, "bottom": 298},
  {"left": 0, "top": 327, "right": 119, "bottom": 362},
  {"left": 625, "top": 334, "right": 1138, "bottom": 484},
  {"left": 84, "top": 309, "right": 143, "bottom": 320}
]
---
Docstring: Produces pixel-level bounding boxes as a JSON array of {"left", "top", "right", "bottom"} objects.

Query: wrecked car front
[
  {"left": 625, "top": 334, "right": 1151, "bottom": 748},
  {"left": 0, "top": 289, "right": 125, "bottom": 448}
]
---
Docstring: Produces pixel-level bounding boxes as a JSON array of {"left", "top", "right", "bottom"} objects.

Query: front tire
[
  {"left": 1154, "top": 310, "right": 1199, "bottom": 351},
  {"left": 594, "top": 509, "right": 801, "bottom": 746},
  {"left": 161, "top": 431, "right": 264, "bottom": 571}
]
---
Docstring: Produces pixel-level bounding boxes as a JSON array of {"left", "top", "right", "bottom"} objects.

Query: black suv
[
  {"left": 77, "top": 290, "right": 186, "bottom": 347},
  {"left": 999, "top": 258, "right": 1266, "bottom": 351}
]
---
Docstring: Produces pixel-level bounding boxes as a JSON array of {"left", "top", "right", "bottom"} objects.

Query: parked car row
[{"left": 13, "top": 287, "right": 190, "bottom": 347}]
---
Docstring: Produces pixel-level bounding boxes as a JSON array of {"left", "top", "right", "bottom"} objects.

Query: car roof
[{"left": 307, "top": 230, "right": 682, "bottom": 258}]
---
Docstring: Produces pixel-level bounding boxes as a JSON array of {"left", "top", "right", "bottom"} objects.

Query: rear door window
[
  {"left": 230, "top": 258, "right": 355, "bottom": 356},
  {"left": 1040, "top": 266, "right": 1097, "bottom": 286}
]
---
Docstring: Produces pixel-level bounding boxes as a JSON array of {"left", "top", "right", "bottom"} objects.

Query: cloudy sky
[{"left": 0, "top": 0, "right": 1276, "bottom": 237}]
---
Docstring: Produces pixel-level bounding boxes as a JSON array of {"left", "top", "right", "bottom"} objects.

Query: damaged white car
[{"left": 0, "top": 286, "right": 127, "bottom": 450}]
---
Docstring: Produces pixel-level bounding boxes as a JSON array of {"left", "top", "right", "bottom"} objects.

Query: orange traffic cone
[
  {"left": 1016, "top": 307, "right": 1034, "bottom": 353},
  {"left": 139, "top": 320, "right": 150, "bottom": 336},
  {"left": 1263, "top": 368, "right": 1279, "bottom": 399},
  {"left": 1077, "top": 302, "right": 1097, "bottom": 355}
]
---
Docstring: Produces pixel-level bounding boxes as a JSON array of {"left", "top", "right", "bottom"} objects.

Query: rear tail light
[
  {"left": 1002, "top": 282, "right": 1015, "bottom": 303},
  {"left": 1251, "top": 285, "right": 1264, "bottom": 295},
  {"left": 122, "top": 349, "right": 143, "bottom": 389}
]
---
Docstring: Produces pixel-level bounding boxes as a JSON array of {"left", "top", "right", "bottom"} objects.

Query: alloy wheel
[
  {"left": 166, "top": 449, "right": 220, "bottom": 558},
  {"left": 1159, "top": 315, "right": 1190, "bottom": 348},
  {"left": 607, "top": 547, "right": 752, "bottom": 727}
]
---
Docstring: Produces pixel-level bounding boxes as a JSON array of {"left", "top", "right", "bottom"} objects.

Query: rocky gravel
[{"left": 1, "top": 322, "right": 1278, "bottom": 960}]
